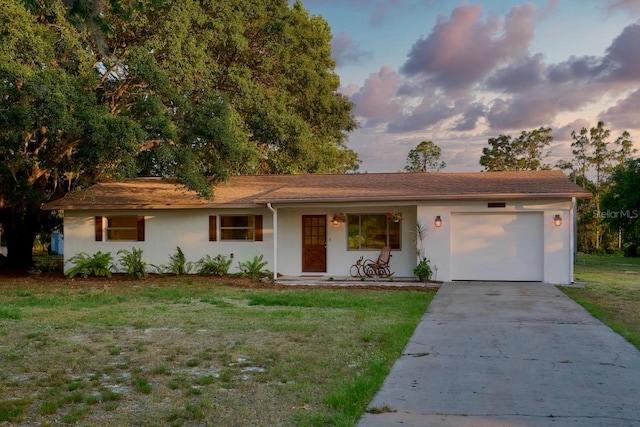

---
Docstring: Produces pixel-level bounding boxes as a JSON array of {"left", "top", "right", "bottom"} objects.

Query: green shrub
[
  {"left": 161, "top": 246, "right": 194, "bottom": 275},
  {"left": 238, "top": 255, "right": 268, "bottom": 280},
  {"left": 30, "top": 256, "right": 62, "bottom": 274},
  {"left": 624, "top": 244, "right": 639, "bottom": 258},
  {"left": 66, "top": 252, "right": 114, "bottom": 278},
  {"left": 195, "top": 254, "right": 232, "bottom": 276},
  {"left": 117, "top": 247, "right": 148, "bottom": 278}
]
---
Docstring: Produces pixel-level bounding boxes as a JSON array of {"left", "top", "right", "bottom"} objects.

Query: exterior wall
[
  {"left": 275, "top": 205, "right": 417, "bottom": 278},
  {"left": 63, "top": 209, "right": 273, "bottom": 274},
  {"left": 63, "top": 198, "right": 575, "bottom": 284},
  {"left": 417, "top": 199, "right": 574, "bottom": 285},
  {"left": 63, "top": 205, "right": 419, "bottom": 278}
]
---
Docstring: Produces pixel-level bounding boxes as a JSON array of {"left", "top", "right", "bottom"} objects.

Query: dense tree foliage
[
  {"left": 566, "top": 122, "right": 635, "bottom": 252},
  {"left": 0, "top": 0, "right": 358, "bottom": 269},
  {"left": 601, "top": 160, "right": 640, "bottom": 256},
  {"left": 557, "top": 122, "right": 636, "bottom": 254},
  {"left": 404, "top": 140, "right": 446, "bottom": 172},
  {"left": 479, "top": 127, "right": 552, "bottom": 171}
]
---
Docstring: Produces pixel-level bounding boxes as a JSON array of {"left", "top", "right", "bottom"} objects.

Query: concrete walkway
[{"left": 357, "top": 282, "right": 640, "bottom": 427}]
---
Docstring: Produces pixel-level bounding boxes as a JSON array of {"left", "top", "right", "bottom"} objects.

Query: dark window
[
  {"left": 95, "top": 216, "right": 103, "bottom": 242},
  {"left": 219, "top": 215, "right": 263, "bottom": 241}
]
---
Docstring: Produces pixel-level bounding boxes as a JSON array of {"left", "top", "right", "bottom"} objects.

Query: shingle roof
[{"left": 43, "top": 171, "right": 591, "bottom": 210}]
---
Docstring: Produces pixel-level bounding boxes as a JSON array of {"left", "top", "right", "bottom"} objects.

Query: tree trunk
[{"left": 1, "top": 205, "right": 41, "bottom": 271}]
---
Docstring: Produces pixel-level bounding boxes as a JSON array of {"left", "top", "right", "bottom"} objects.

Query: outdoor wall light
[
  {"left": 331, "top": 213, "right": 346, "bottom": 226},
  {"left": 554, "top": 214, "right": 562, "bottom": 227},
  {"left": 434, "top": 215, "right": 442, "bottom": 228}
]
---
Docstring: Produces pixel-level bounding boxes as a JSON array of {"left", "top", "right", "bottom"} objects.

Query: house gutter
[
  {"left": 254, "top": 192, "right": 592, "bottom": 205},
  {"left": 267, "top": 203, "right": 277, "bottom": 282},
  {"left": 571, "top": 197, "right": 577, "bottom": 282}
]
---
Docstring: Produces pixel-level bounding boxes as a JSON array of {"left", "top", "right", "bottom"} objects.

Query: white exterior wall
[
  {"left": 275, "top": 205, "right": 417, "bottom": 277},
  {"left": 417, "top": 199, "right": 574, "bottom": 284},
  {"left": 63, "top": 198, "right": 576, "bottom": 284},
  {"left": 63, "top": 209, "right": 273, "bottom": 274},
  {"left": 63, "top": 205, "right": 419, "bottom": 278}
]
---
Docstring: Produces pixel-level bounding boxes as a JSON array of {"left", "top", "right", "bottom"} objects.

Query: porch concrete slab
[
  {"left": 358, "top": 282, "right": 640, "bottom": 427},
  {"left": 275, "top": 276, "right": 439, "bottom": 288}
]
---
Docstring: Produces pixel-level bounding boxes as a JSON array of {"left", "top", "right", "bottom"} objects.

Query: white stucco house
[{"left": 44, "top": 171, "right": 591, "bottom": 284}]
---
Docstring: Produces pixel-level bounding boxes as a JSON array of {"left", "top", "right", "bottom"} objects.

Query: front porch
[{"left": 275, "top": 275, "right": 442, "bottom": 289}]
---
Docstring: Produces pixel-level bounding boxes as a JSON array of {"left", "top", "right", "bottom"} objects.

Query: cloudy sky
[{"left": 301, "top": 0, "right": 640, "bottom": 172}]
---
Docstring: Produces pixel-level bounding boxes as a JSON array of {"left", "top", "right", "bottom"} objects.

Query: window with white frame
[{"left": 347, "top": 214, "right": 400, "bottom": 250}]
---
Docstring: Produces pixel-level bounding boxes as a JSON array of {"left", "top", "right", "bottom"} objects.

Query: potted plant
[
  {"left": 412, "top": 220, "right": 432, "bottom": 282},
  {"left": 413, "top": 257, "right": 432, "bottom": 282},
  {"left": 331, "top": 213, "right": 347, "bottom": 225},
  {"left": 386, "top": 210, "right": 403, "bottom": 222}
]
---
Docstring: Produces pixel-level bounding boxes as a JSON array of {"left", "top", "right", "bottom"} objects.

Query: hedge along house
[{"left": 43, "top": 171, "right": 591, "bottom": 284}]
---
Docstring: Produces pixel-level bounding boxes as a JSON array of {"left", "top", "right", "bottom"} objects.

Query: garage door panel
[{"left": 451, "top": 213, "right": 543, "bottom": 281}]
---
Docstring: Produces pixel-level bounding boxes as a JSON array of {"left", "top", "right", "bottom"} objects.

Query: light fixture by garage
[{"left": 554, "top": 214, "right": 562, "bottom": 227}]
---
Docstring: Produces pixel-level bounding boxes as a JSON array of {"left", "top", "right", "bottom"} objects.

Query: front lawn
[
  {"left": 561, "top": 254, "right": 640, "bottom": 349},
  {"left": 0, "top": 276, "right": 434, "bottom": 426}
]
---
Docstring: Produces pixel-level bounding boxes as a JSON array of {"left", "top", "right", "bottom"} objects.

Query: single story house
[{"left": 44, "top": 171, "right": 591, "bottom": 284}]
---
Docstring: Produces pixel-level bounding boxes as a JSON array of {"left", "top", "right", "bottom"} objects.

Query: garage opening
[{"left": 451, "top": 212, "right": 543, "bottom": 281}]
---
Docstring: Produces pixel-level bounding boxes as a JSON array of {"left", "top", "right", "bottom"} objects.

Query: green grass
[
  {"left": 133, "top": 377, "right": 152, "bottom": 394},
  {"left": 0, "top": 306, "right": 21, "bottom": 320},
  {"left": 0, "top": 277, "right": 434, "bottom": 425},
  {"left": 0, "top": 398, "right": 30, "bottom": 422},
  {"left": 561, "top": 254, "right": 640, "bottom": 349}
]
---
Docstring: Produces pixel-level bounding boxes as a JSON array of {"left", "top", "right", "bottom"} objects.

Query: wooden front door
[{"left": 302, "top": 215, "right": 327, "bottom": 272}]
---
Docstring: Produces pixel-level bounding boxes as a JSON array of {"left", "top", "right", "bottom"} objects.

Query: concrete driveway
[{"left": 357, "top": 282, "right": 640, "bottom": 427}]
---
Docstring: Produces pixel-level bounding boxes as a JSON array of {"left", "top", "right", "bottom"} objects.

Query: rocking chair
[{"left": 363, "top": 246, "right": 394, "bottom": 278}]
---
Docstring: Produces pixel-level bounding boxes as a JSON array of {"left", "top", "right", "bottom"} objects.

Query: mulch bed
[{"left": 0, "top": 269, "right": 437, "bottom": 292}]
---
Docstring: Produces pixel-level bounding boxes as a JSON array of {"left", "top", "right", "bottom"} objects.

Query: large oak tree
[{"left": 0, "top": 0, "right": 358, "bottom": 269}]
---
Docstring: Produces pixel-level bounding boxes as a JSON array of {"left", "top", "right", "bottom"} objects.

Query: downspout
[
  {"left": 267, "top": 203, "right": 277, "bottom": 282},
  {"left": 571, "top": 197, "right": 577, "bottom": 282}
]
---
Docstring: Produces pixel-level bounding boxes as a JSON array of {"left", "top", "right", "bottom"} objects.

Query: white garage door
[{"left": 451, "top": 212, "right": 543, "bottom": 281}]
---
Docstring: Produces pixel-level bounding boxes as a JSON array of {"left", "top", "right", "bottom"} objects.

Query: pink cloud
[
  {"left": 604, "top": 23, "right": 640, "bottom": 81},
  {"left": 400, "top": 3, "right": 536, "bottom": 90},
  {"left": 552, "top": 119, "right": 592, "bottom": 141},
  {"left": 600, "top": 89, "right": 640, "bottom": 129},
  {"left": 538, "top": 0, "right": 559, "bottom": 20},
  {"left": 486, "top": 95, "right": 555, "bottom": 130},
  {"left": 349, "top": 66, "right": 403, "bottom": 126},
  {"left": 546, "top": 23, "right": 640, "bottom": 84},
  {"left": 481, "top": 21, "right": 640, "bottom": 131},
  {"left": 453, "top": 102, "right": 486, "bottom": 131},
  {"left": 486, "top": 54, "right": 546, "bottom": 93},
  {"left": 604, "top": 0, "right": 640, "bottom": 14},
  {"left": 331, "top": 32, "right": 374, "bottom": 67},
  {"left": 340, "top": 83, "right": 361, "bottom": 98},
  {"left": 388, "top": 96, "right": 468, "bottom": 133}
]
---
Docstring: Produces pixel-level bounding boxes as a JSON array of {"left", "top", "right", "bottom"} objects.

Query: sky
[{"left": 299, "top": 0, "right": 640, "bottom": 173}]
